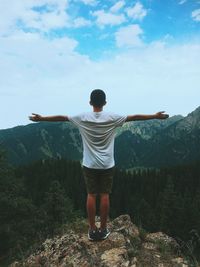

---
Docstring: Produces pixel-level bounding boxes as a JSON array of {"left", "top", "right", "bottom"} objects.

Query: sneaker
[
  {"left": 98, "top": 228, "right": 110, "bottom": 240},
  {"left": 88, "top": 228, "right": 99, "bottom": 241}
]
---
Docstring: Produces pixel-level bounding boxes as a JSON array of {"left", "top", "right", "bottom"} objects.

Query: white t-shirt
[{"left": 69, "top": 111, "right": 127, "bottom": 169}]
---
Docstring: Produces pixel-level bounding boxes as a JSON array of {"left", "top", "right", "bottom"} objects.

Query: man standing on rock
[{"left": 29, "top": 89, "right": 169, "bottom": 241}]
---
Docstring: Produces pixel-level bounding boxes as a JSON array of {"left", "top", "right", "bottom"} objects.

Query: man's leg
[
  {"left": 86, "top": 193, "right": 97, "bottom": 230},
  {"left": 100, "top": 193, "right": 109, "bottom": 230}
]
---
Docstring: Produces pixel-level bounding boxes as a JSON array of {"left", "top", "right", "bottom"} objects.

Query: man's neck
[{"left": 93, "top": 106, "right": 103, "bottom": 112}]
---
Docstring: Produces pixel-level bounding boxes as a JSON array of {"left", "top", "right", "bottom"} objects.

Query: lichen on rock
[{"left": 9, "top": 215, "right": 189, "bottom": 267}]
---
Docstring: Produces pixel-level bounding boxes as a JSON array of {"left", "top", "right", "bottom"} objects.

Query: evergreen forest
[{"left": 0, "top": 149, "right": 200, "bottom": 265}]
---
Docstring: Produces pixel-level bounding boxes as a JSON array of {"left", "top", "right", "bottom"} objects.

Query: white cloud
[
  {"left": 191, "top": 9, "right": 200, "bottom": 21},
  {"left": 110, "top": 1, "right": 125, "bottom": 13},
  {"left": 92, "top": 10, "right": 126, "bottom": 27},
  {"left": 79, "top": 0, "right": 97, "bottom": 6},
  {"left": 73, "top": 17, "right": 92, "bottom": 28},
  {"left": 0, "top": 0, "right": 96, "bottom": 35},
  {"left": 178, "top": 0, "right": 187, "bottom": 4},
  {"left": 0, "top": 0, "right": 70, "bottom": 35},
  {"left": 24, "top": 10, "right": 69, "bottom": 31},
  {"left": 126, "top": 2, "right": 147, "bottom": 20},
  {"left": 1, "top": 32, "right": 200, "bottom": 129},
  {"left": 0, "top": 31, "right": 79, "bottom": 77},
  {"left": 115, "top": 24, "right": 143, "bottom": 47},
  {"left": 0, "top": 2, "right": 200, "bottom": 129}
]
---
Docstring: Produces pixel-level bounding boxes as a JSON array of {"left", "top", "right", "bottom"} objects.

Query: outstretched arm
[
  {"left": 125, "top": 111, "right": 169, "bottom": 122},
  {"left": 29, "top": 113, "right": 69, "bottom": 122}
]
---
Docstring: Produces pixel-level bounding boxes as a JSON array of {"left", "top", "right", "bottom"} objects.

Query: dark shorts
[{"left": 82, "top": 166, "right": 115, "bottom": 194}]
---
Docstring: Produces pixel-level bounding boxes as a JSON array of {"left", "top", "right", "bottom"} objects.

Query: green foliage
[
  {"left": 110, "top": 160, "right": 200, "bottom": 262},
  {"left": 138, "top": 227, "right": 148, "bottom": 242},
  {"left": 0, "top": 153, "right": 42, "bottom": 262},
  {"left": 1, "top": 150, "right": 200, "bottom": 265},
  {"left": 0, "top": 153, "right": 83, "bottom": 265},
  {"left": 0, "top": 122, "right": 82, "bottom": 166},
  {"left": 42, "top": 180, "right": 74, "bottom": 234},
  {"left": 0, "top": 112, "right": 198, "bottom": 170},
  {"left": 128, "top": 236, "right": 142, "bottom": 258},
  {"left": 61, "top": 216, "right": 88, "bottom": 235},
  {"left": 154, "top": 239, "right": 174, "bottom": 260},
  {"left": 175, "top": 230, "right": 200, "bottom": 267}
]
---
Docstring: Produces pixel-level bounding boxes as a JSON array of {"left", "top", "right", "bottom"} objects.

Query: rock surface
[{"left": 10, "top": 215, "right": 190, "bottom": 267}]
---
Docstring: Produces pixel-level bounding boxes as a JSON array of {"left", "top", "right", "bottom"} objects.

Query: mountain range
[{"left": 0, "top": 107, "right": 200, "bottom": 169}]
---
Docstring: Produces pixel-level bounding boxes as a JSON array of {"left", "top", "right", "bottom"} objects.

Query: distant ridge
[
  {"left": 0, "top": 106, "right": 199, "bottom": 168},
  {"left": 0, "top": 122, "right": 82, "bottom": 166},
  {"left": 115, "top": 106, "right": 200, "bottom": 168}
]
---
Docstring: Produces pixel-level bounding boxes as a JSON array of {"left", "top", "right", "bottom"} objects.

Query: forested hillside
[
  {"left": 0, "top": 107, "right": 199, "bottom": 169},
  {"left": 0, "top": 122, "right": 82, "bottom": 166}
]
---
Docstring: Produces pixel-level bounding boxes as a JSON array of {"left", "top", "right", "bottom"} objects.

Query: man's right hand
[{"left": 29, "top": 113, "right": 43, "bottom": 122}]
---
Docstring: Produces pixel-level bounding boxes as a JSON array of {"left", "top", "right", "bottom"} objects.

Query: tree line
[{"left": 0, "top": 149, "right": 200, "bottom": 264}]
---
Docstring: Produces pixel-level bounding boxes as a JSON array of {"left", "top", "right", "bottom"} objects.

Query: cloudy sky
[{"left": 1, "top": 0, "right": 200, "bottom": 129}]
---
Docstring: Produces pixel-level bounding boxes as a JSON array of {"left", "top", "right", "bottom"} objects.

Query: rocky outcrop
[{"left": 10, "top": 215, "right": 190, "bottom": 267}]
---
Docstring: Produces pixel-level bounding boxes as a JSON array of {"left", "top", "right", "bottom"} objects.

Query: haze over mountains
[{"left": 0, "top": 107, "right": 199, "bottom": 169}]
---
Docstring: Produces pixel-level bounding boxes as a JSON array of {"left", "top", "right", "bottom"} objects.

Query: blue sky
[{"left": 0, "top": 0, "right": 200, "bottom": 129}]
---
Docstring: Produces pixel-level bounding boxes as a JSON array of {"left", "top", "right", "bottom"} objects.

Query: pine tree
[
  {"left": 158, "top": 176, "right": 176, "bottom": 234},
  {"left": 135, "top": 198, "right": 156, "bottom": 231},
  {"left": 0, "top": 149, "right": 39, "bottom": 258},
  {"left": 42, "top": 180, "right": 74, "bottom": 234}
]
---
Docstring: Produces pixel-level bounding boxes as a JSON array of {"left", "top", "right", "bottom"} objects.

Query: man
[{"left": 29, "top": 89, "right": 169, "bottom": 241}]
